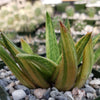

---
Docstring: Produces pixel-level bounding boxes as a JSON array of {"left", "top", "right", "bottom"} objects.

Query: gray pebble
[
  {"left": 0, "top": 79, "right": 8, "bottom": 87},
  {"left": 15, "top": 85, "right": 30, "bottom": 95},
  {"left": 30, "top": 89, "right": 34, "bottom": 94},
  {"left": 10, "top": 76, "right": 16, "bottom": 80},
  {"left": 9, "top": 87, "right": 15, "bottom": 94},
  {"left": 6, "top": 82, "right": 15, "bottom": 90},
  {"left": 52, "top": 87, "right": 59, "bottom": 92},
  {"left": 82, "top": 97, "right": 87, "bottom": 100},
  {"left": 55, "top": 96, "right": 67, "bottom": 100},
  {"left": 12, "top": 89, "right": 26, "bottom": 100},
  {"left": 89, "top": 73, "right": 94, "bottom": 78},
  {"left": 6, "top": 71, "right": 12, "bottom": 76},
  {"left": 29, "top": 94, "right": 36, "bottom": 100},
  {"left": 96, "top": 88, "right": 100, "bottom": 95},
  {"left": 4, "top": 66, "right": 9, "bottom": 71},
  {"left": 1, "top": 72, "right": 7, "bottom": 77},
  {"left": 50, "top": 91, "right": 59, "bottom": 97},
  {"left": 15, "top": 85, "right": 28, "bottom": 90},
  {"left": 43, "top": 88, "right": 51, "bottom": 99},
  {"left": 87, "top": 93, "right": 96, "bottom": 100},
  {"left": 64, "top": 91, "right": 74, "bottom": 100},
  {"left": 3, "top": 78, "right": 12, "bottom": 84},
  {"left": 48, "top": 97, "right": 55, "bottom": 100},
  {"left": 84, "top": 85, "right": 96, "bottom": 93}
]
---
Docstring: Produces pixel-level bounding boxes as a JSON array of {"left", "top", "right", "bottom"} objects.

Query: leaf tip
[{"left": 60, "top": 21, "right": 67, "bottom": 33}]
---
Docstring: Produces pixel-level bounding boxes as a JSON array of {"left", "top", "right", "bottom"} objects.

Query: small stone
[
  {"left": 0, "top": 69, "right": 6, "bottom": 73},
  {"left": 12, "top": 89, "right": 26, "bottom": 100},
  {"left": 4, "top": 66, "right": 9, "bottom": 71},
  {"left": 89, "top": 79, "right": 100, "bottom": 85},
  {"left": 33, "top": 88, "right": 46, "bottom": 99},
  {"left": 52, "top": 87, "right": 59, "bottom": 92},
  {"left": 30, "top": 89, "right": 34, "bottom": 94},
  {"left": 50, "top": 91, "right": 59, "bottom": 97},
  {"left": 1, "top": 72, "right": 6, "bottom": 77},
  {"left": 0, "top": 79, "right": 8, "bottom": 88},
  {"left": 15, "top": 81, "right": 20, "bottom": 85},
  {"left": 48, "top": 97, "right": 55, "bottom": 100},
  {"left": 43, "top": 88, "right": 51, "bottom": 99},
  {"left": 7, "top": 71, "right": 12, "bottom": 75},
  {"left": 9, "top": 87, "right": 15, "bottom": 94},
  {"left": 96, "top": 88, "right": 100, "bottom": 95},
  {"left": 29, "top": 94, "right": 36, "bottom": 100},
  {"left": 85, "top": 79, "right": 90, "bottom": 84},
  {"left": 89, "top": 73, "right": 94, "bottom": 78},
  {"left": 72, "top": 88, "right": 85, "bottom": 100},
  {"left": 15, "top": 85, "right": 30, "bottom": 95},
  {"left": 82, "top": 97, "right": 87, "bottom": 100},
  {"left": 10, "top": 76, "right": 16, "bottom": 80},
  {"left": 64, "top": 91, "right": 74, "bottom": 100},
  {"left": 6, "top": 82, "right": 15, "bottom": 90},
  {"left": 55, "top": 96, "right": 67, "bottom": 100},
  {"left": 3, "top": 78, "right": 12, "bottom": 84},
  {"left": 87, "top": 93, "right": 96, "bottom": 100},
  {"left": 15, "top": 85, "right": 28, "bottom": 90},
  {"left": 83, "top": 85, "right": 96, "bottom": 93},
  {"left": 25, "top": 95, "right": 29, "bottom": 100}
]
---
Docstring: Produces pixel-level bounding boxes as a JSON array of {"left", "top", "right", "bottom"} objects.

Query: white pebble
[
  {"left": 12, "top": 89, "right": 26, "bottom": 100},
  {"left": 90, "top": 79, "right": 100, "bottom": 85}
]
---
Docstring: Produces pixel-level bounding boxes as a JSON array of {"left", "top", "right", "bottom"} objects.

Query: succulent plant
[
  {"left": 0, "top": 13, "right": 100, "bottom": 91},
  {"left": 86, "top": 7, "right": 96, "bottom": 18},
  {"left": 52, "top": 16, "right": 63, "bottom": 30},
  {"left": 66, "top": 6, "right": 75, "bottom": 17},
  {"left": 74, "top": 21, "right": 86, "bottom": 31},
  {"left": 0, "top": 1, "right": 53, "bottom": 32}
]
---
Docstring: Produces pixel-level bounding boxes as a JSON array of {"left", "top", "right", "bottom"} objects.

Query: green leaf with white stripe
[
  {"left": 75, "top": 32, "right": 92, "bottom": 64},
  {"left": 55, "top": 22, "right": 77, "bottom": 91},
  {"left": 75, "top": 36, "right": 93, "bottom": 88},
  {"left": 46, "top": 12, "right": 60, "bottom": 63},
  {"left": 0, "top": 45, "right": 35, "bottom": 88},
  {"left": 21, "top": 39, "right": 33, "bottom": 54},
  {"left": 17, "top": 53, "right": 57, "bottom": 80}
]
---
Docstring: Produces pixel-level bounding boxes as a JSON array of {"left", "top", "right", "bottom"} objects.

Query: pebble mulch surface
[{"left": 0, "top": 66, "right": 100, "bottom": 100}]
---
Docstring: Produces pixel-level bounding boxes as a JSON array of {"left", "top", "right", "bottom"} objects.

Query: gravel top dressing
[{"left": 0, "top": 66, "right": 100, "bottom": 100}]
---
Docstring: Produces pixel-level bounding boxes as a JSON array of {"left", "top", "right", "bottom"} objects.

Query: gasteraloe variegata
[{"left": 0, "top": 13, "right": 100, "bottom": 91}]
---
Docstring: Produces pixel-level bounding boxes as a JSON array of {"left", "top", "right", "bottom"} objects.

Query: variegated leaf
[
  {"left": 0, "top": 45, "right": 35, "bottom": 88},
  {"left": 75, "top": 35, "right": 93, "bottom": 88},
  {"left": 46, "top": 12, "right": 60, "bottom": 63},
  {"left": 55, "top": 22, "right": 77, "bottom": 91},
  {"left": 75, "top": 32, "right": 92, "bottom": 64},
  {"left": 21, "top": 39, "right": 33, "bottom": 54}
]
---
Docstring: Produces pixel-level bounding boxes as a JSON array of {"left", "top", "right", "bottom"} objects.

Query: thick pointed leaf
[
  {"left": 1, "top": 33, "right": 44, "bottom": 85},
  {"left": 94, "top": 47, "right": 100, "bottom": 63},
  {"left": 0, "top": 45, "right": 35, "bottom": 88},
  {"left": 55, "top": 22, "right": 77, "bottom": 91},
  {"left": 92, "top": 33, "right": 100, "bottom": 47},
  {"left": 58, "top": 19, "right": 70, "bottom": 56},
  {"left": 75, "top": 32, "right": 92, "bottom": 64},
  {"left": 75, "top": 36, "right": 93, "bottom": 88},
  {"left": 46, "top": 12, "right": 60, "bottom": 63},
  {"left": 20, "top": 60, "right": 50, "bottom": 88},
  {"left": 1, "top": 33, "right": 49, "bottom": 88},
  {"left": 17, "top": 53, "right": 57, "bottom": 79},
  {"left": 21, "top": 39, "right": 33, "bottom": 54}
]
